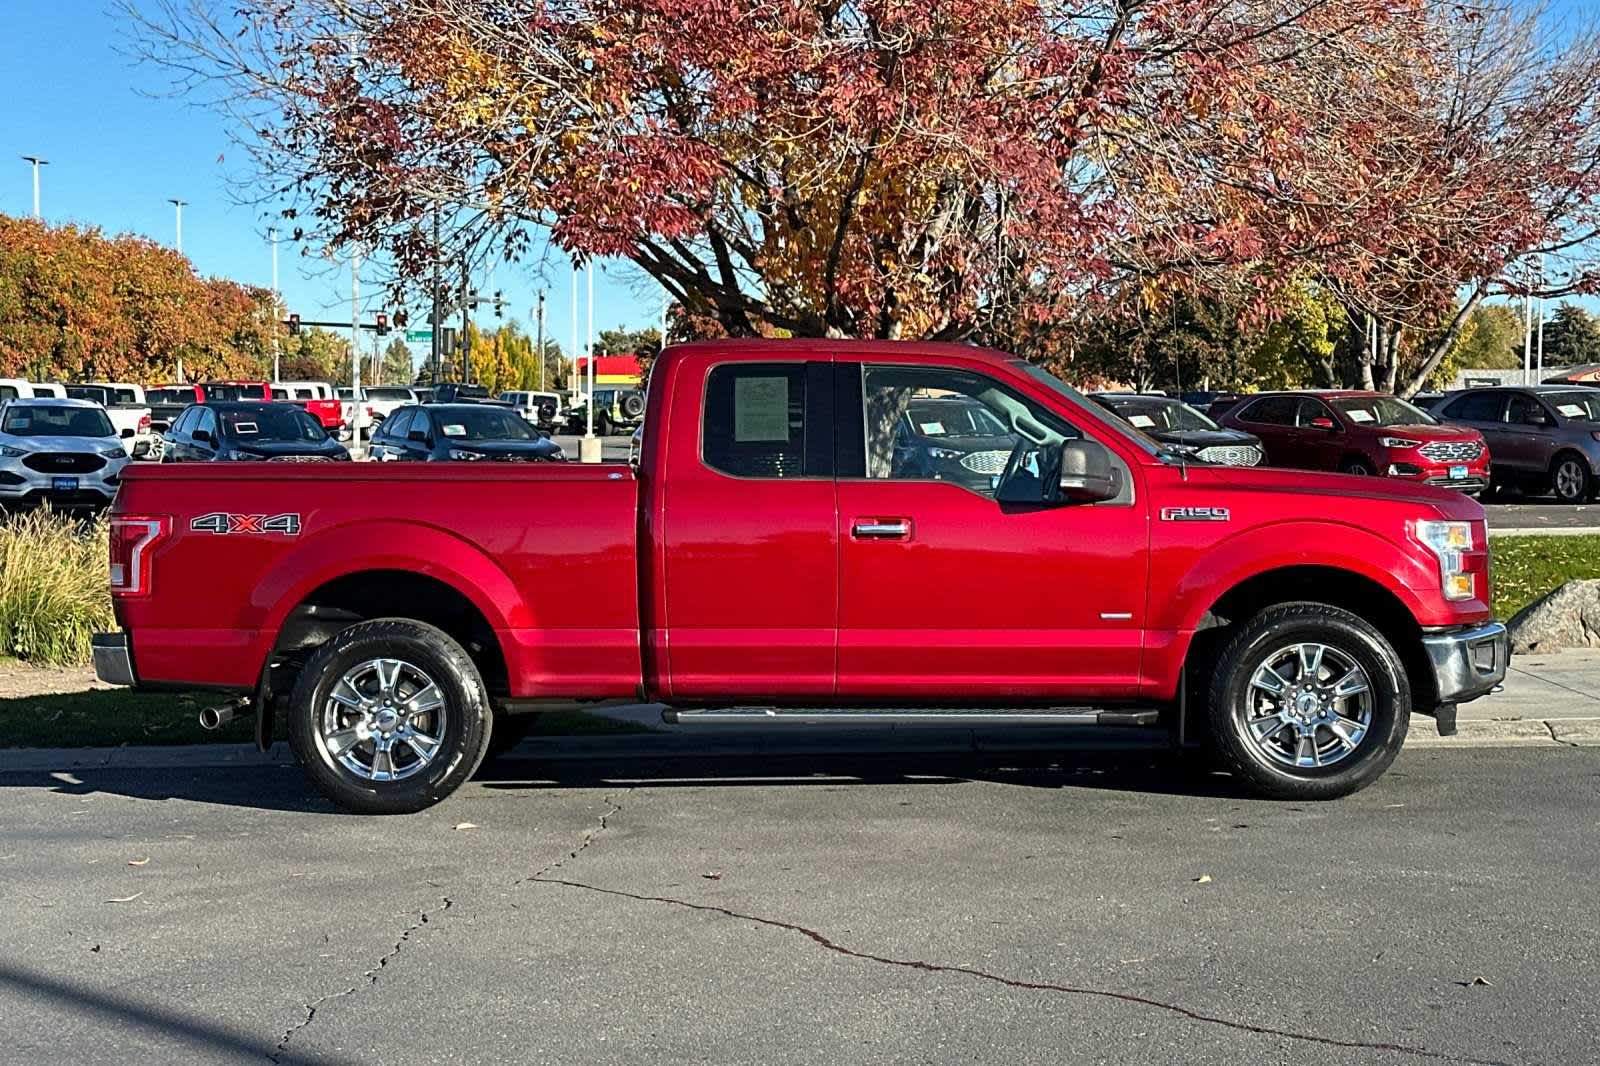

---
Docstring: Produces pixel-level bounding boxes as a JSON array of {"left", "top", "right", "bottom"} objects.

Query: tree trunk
[
  {"left": 1357, "top": 314, "right": 1376, "bottom": 390},
  {"left": 1398, "top": 286, "right": 1486, "bottom": 398}
]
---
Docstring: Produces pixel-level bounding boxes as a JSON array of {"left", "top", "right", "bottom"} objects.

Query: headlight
[
  {"left": 448, "top": 448, "right": 485, "bottom": 461},
  {"left": 100, "top": 445, "right": 128, "bottom": 458},
  {"left": 1, "top": 445, "right": 28, "bottom": 458},
  {"left": 1380, "top": 437, "right": 1422, "bottom": 449},
  {"left": 228, "top": 450, "right": 267, "bottom": 461},
  {"left": 548, "top": 447, "right": 566, "bottom": 461},
  {"left": 1413, "top": 519, "right": 1479, "bottom": 601},
  {"left": 926, "top": 447, "right": 964, "bottom": 460}
]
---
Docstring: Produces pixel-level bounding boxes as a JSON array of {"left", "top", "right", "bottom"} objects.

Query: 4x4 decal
[{"left": 190, "top": 512, "right": 302, "bottom": 536}]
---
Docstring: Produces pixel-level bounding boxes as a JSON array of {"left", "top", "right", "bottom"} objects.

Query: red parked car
[
  {"left": 1220, "top": 390, "right": 1489, "bottom": 495},
  {"left": 94, "top": 341, "right": 1506, "bottom": 813}
]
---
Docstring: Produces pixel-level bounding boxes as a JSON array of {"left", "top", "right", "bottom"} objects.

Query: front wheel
[
  {"left": 1338, "top": 456, "right": 1375, "bottom": 476},
  {"left": 287, "top": 619, "right": 493, "bottom": 814},
  {"left": 1206, "top": 603, "right": 1409, "bottom": 800}
]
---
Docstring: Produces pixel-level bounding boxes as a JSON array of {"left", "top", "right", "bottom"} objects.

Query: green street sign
[{"left": 405, "top": 329, "right": 433, "bottom": 342}]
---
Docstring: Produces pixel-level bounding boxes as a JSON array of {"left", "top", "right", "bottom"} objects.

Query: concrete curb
[
  {"left": 1489, "top": 527, "right": 1600, "bottom": 537},
  {"left": 4, "top": 717, "right": 1596, "bottom": 773}
]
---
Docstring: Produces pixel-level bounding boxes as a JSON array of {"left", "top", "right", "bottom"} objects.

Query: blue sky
[{"left": 0, "top": 1, "right": 664, "bottom": 363}]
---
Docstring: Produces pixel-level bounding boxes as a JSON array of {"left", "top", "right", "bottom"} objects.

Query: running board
[{"left": 662, "top": 707, "right": 1161, "bottom": 727}]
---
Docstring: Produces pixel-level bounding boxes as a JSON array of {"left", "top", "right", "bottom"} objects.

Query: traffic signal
[
  {"left": 493, "top": 290, "right": 504, "bottom": 318},
  {"left": 376, "top": 312, "right": 389, "bottom": 335},
  {"left": 287, "top": 313, "right": 300, "bottom": 335}
]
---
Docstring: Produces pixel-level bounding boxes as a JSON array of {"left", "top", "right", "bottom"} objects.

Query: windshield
[
  {"left": 906, "top": 401, "right": 1011, "bottom": 437},
  {"left": 434, "top": 407, "right": 537, "bottom": 441},
  {"left": 1099, "top": 396, "right": 1219, "bottom": 432},
  {"left": 221, "top": 406, "right": 328, "bottom": 443},
  {"left": 65, "top": 386, "right": 110, "bottom": 405},
  {"left": 207, "top": 383, "right": 268, "bottom": 402},
  {"left": 1012, "top": 361, "right": 1161, "bottom": 458},
  {"left": 148, "top": 388, "right": 193, "bottom": 405},
  {"left": 1329, "top": 395, "right": 1437, "bottom": 427},
  {"left": 1547, "top": 391, "right": 1600, "bottom": 422},
  {"left": 3, "top": 405, "right": 116, "bottom": 438}
]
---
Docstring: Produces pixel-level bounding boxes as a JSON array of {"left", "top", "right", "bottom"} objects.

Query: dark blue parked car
[{"left": 368, "top": 404, "right": 566, "bottom": 462}]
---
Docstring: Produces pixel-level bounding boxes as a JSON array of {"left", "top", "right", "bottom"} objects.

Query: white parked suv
[
  {"left": 64, "top": 383, "right": 155, "bottom": 458},
  {"left": 499, "top": 390, "right": 565, "bottom": 430},
  {"left": 0, "top": 398, "right": 130, "bottom": 510},
  {"left": 337, "top": 385, "right": 419, "bottom": 428}
]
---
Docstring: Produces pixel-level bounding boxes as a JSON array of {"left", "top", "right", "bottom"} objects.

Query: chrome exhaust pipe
[{"left": 198, "top": 698, "right": 250, "bottom": 731}]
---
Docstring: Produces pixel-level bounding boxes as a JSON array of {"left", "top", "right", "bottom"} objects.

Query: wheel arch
[{"left": 1183, "top": 564, "right": 1436, "bottom": 717}]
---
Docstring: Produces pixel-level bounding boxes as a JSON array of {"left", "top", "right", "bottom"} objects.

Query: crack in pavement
[
  {"left": 268, "top": 896, "right": 453, "bottom": 1064},
  {"left": 1542, "top": 721, "right": 1582, "bottom": 749},
  {"left": 514, "top": 789, "right": 629, "bottom": 885},
  {"left": 531, "top": 876, "right": 1514, "bottom": 1066}
]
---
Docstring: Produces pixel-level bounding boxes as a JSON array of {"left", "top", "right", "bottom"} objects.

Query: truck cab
[{"left": 96, "top": 340, "right": 1508, "bottom": 814}]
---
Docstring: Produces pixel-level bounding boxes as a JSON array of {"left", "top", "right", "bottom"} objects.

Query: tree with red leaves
[{"left": 128, "top": 1, "right": 1600, "bottom": 386}]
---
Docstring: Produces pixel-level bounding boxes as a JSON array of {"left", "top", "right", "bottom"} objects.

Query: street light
[
  {"left": 168, "top": 199, "right": 188, "bottom": 252},
  {"left": 268, "top": 227, "right": 281, "bottom": 381},
  {"left": 20, "top": 156, "right": 47, "bottom": 218}
]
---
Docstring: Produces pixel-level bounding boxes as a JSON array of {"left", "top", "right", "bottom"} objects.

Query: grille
[
  {"left": 958, "top": 450, "right": 1012, "bottom": 475},
  {"left": 1420, "top": 440, "right": 1482, "bottom": 463},
  {"left": 267, "top": 455, "right": 334, "bottom": 462},
  {"left": 22, "top": 452, "right": 106, "bottom": 474},
  {"left": 1197, "top": 445, "right": 1263, "bottom": 467},
  {"left": 488, "top": 452, "right": 555, "bottom": 463}
]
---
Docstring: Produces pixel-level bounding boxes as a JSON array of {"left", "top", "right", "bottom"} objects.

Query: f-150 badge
[
  {"left": 1161, "top": 506, "right": 1230, "bottom": 522},
  {"left": 190, "top": 512, "right": 302, "bottom": 535}
]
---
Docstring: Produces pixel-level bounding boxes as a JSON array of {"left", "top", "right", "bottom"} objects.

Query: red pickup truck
[{"left": 94, "top": 340, "right": 1508, "bottom": 814}]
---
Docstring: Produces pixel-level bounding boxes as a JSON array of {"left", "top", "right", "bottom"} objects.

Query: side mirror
[
  {"left": 996, "top": 439, "right": 1118, "bottom": 505},
  {"left": 1308, "top": 416, "right": 1337, "bottom": 431},
  {"left": 120, "top": 428, "right": 135, "bottom": 439},
  {"left": 1057, "top": 439, "right": 1120, "bottom": 503},
  {"left": 193, "top": 429, "right": 212, "bottom": 445},
  {"left": 407, "top": 430, "right": 429, "bottom": 444}
]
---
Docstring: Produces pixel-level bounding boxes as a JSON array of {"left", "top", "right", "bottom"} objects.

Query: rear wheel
[
  {"left": 1206, "top": 603, "right": 1409, "bottom": 800},
  {"left": 1551, "top": 454, "right": 1593, "bottom": 504},
  {"left": 288, "top": 619, "right": 493, "bottom": 814},
  {"left": 1339, "top": 456, "right": 1376, "bottom": 476}
]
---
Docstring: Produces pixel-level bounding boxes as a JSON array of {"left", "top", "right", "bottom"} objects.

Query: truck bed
[{"left": 112, "top": 462, "right": 641, "bottom": 696}]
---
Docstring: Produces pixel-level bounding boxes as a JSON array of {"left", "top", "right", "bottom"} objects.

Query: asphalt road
[{"left": 4, "top": 744, "right": 1596, "bottom": 1066}]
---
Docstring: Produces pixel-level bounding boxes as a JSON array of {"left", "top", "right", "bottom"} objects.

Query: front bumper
[
  {"left": 1422, "top": 621, "right": 1508, "bottom": 705},
  {"left": 92, "top": 631, "right": 137, "bottom": 687},
  {"left": 0, "top": 455, "right": 124, "bottom": 506}
]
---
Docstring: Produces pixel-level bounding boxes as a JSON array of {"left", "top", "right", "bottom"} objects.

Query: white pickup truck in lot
[{"left": 64, "top": 383, "right": 155, "bottom": 458}]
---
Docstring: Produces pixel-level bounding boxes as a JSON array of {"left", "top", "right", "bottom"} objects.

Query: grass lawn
[
  {"left": 1491, "top": 535, "right": 1600, "bottom": 620},
  {"left": 0, "top": 687, "right": 648, "bottom": 749}
]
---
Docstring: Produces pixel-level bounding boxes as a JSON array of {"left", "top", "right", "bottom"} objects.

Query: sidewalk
[{"left": 4, "top": 651, "right": 1595, "bottom": 772}]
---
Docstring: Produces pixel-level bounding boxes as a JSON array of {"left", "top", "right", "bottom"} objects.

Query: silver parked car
[{"left": 0, "top": 398, "right": 130, "bottom": 510}]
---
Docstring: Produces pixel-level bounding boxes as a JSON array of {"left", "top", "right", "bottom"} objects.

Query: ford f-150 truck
[{"left": 94, "top": 340, "right": 1508, "bottom": 814}]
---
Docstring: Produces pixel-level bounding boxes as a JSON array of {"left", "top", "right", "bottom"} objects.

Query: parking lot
[{"left": 4, "top": 739, "right": 1597, "bottom": 1066}]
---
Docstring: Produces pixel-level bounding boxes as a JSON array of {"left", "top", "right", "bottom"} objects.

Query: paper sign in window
[
  {"left": 1346, "top": 410, "right": 1374, "bottom": 423},
  {"left": 1559, "top": 404, "right": 1585, "bottom": 417},
  {"left": 1127, "top": 414, "right": 1155, "bottom": 428},
  {"left": 734, "top": 376, "right": 790, "bottom": 441}
]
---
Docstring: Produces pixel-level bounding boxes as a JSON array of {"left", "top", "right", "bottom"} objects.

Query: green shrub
[{"left": 0, "top": 510, "right": 112, "bottom": 666}]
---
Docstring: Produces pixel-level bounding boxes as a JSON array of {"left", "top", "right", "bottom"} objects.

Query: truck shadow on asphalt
[{"left": 2, "top": 747, "right": 1249, "bottom": 813}]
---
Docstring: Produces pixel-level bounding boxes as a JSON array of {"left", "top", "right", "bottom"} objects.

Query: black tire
[
  {"left": 620, "top": 392, "right": 646, "bottom": 419},
  {"left": 595, "top": 412, "right": 612, "bottom": 437},
  {"left": 1339, "top": 456, "right": 1376, "bottom": 476},
  {"left": 1206, "top": 603, "right": 1409, "bottom": 800},
  {"left": 1550, "top": 453, "right": 1594, "bottom": 504},
  {"left": 287, "top": 619, "right": 494, "bottom": 814}
]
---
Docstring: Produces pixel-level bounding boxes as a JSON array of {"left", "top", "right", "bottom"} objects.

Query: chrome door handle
[{"left": 852, "top": 519, "right": 911, "bottom": 539}]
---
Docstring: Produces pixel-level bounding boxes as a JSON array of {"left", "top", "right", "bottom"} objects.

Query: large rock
[{"left": 1508, "top": 579, "right": 1600, "bottom": 654}]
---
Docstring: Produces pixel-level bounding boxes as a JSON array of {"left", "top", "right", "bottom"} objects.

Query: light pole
[
  {"left": 351, "top": 251, "right": 365, "bottom": 443},
  {"left": 20, "top": 156, "right": 47, "bottom": 218},
  {"left": 269, "top": 228, "right": 281, "bottom": 381},
  {"left": 579, "top": 262, "right": 601, "bottom": 463},
  {"left": 168, "top": 199, "right": 187, "bottom": 252},
  {"left": 570, "top": 262, "right": 579, "bottom": 394},
  {"left": 535, "top": 290, "right": 546, "bottom": 392}
]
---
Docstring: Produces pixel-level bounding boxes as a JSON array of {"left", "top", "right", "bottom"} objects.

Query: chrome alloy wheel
[
  {"left": 1243, "top": 642, "right": 1373, "bottom": 769},
  {"left": 1555, "top": 458, "right": 1586, "bottom": 502},
  {"left": 316, "top": 658, "right": 447, "bottom": 782}
]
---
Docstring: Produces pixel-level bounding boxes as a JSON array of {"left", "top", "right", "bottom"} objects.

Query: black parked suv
[
  {"left": 368, "top": 404, "right": 566, "bottom": 462},
  {"left": 161, "top": 402, "right": 350, "bottom": 462},
  {"left": 1090, "top": 393, "right": 1265, "bottom": 466}
]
